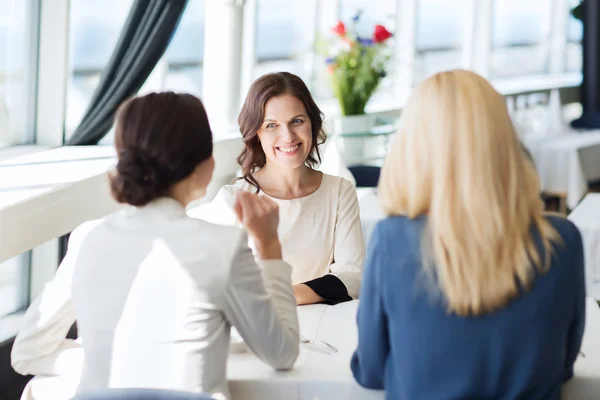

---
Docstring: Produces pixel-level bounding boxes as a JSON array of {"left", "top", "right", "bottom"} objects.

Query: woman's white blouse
[
  {"left": 11, "top": 198, "right": 299, "bottom": 400},
  {"left": 188, "top": 174, "right": 365, "bottom": 299}
]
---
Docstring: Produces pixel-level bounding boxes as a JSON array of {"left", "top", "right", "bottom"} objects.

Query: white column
[
  {"left": 240, "top": 0, "right": 257, "bottom": 100},
  {"left": 548, "top": 0, "right": 569, "bottom": 74},
  {"left": 202, "top": 0, "right": 246, "bottom": 136},
  {"left": 139, "top": 56, "right": 168, "bottom": 94},
  {"left": 394, "top": 0, "right": 417, "bottom": 90},
  {"left": 464, "top": 0, "right": 492, "bottom": 78},
  {"left": 461, "top": 0, "right": 477, "bottom": 69},
  {"left": 36, "top": 0, "right": 70, "bottom": 146},
  {"left": 317, "top": 0, "right": 340, "bottom": 33}
]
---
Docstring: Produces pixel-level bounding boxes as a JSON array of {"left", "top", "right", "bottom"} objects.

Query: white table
[
  {"left": 229, "top": 299, "right": 600, "bottom": 400},
  {"left": 523, "top": 131, "right": 600, "bottom": 209},
  {"left": 227, "top": 301, "right": 381, "bottom": 400},
  {"left": 569, "top": 193, "right": 600, "bottom": 300},
  {"left": 562, "top": 298, "right": 600, "bottom": 399},
  {"left": 20, "top": 298, "right": 600, "bottom": 399},
  {"left": 230, "top": 298, "right": 600, "bottom": 400}
]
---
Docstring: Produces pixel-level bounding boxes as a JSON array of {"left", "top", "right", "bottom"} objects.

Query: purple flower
[
  {"left": 357, "top": 37, "right": 374, "bottom": 46},
  {"left": 325, "top": 57, "right": 337, "bottom": 65},
  {"left": 352, "top": 11, "right": 362, "bottom": 22}
]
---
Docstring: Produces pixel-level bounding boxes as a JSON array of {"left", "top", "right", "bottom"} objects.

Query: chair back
[{"left": 348, "top": 165, "right": 381, "bottom": 188}]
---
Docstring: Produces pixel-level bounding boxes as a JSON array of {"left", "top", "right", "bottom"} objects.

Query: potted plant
[{"left": 325, "top": 12, "right": 393, "bottom": 134}]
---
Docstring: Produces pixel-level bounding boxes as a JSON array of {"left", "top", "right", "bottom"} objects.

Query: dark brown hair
[
  {"left": 109, "top": 92, "right": 213, "bottom": 207},
  {"left": 237, "top": 72, "right": 326, "bottom": 192}
]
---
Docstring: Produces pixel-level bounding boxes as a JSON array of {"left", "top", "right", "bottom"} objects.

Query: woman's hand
[
  {"left": 293, "top": 284, "right": 325, "bottom": 305},
  {"left": 234, "top": 191, "right": 282, "bottom": 260}
]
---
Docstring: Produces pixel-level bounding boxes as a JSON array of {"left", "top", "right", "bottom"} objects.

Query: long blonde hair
[{"left": 379, "top": 70, "right": 560, "bottom": 316}]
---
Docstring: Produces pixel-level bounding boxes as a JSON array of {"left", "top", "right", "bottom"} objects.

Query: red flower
[
  {"left": 327, "top": 64, "right": 337, "bottom": 74},
  {"left": 373, "top": 25, "right": 392, "bottom": 43},
  {"left": 332, "top": 21, "right": 346, "bottom": 36}
]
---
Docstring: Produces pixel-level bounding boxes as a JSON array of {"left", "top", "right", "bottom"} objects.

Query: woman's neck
[{"left": 255, "top": 164, "right": 321, "bottom": 199}]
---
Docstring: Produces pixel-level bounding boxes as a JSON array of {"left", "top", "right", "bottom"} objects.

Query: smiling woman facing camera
[
  {"left": 11, "top": 92, "right": 299, "bottom": 400},
  {"left": 190, "top": 72, "right": 365, "bottom": 306},
  {"left": 351, "top": 70, "right": 585, "bottom": 399}
]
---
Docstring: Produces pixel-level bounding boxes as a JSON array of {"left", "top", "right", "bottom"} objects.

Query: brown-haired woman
[
  {"left": 189, "top": 72, "right": 365, "bottom": 306},
  {"left": 11, "top": 92, "right": 299, "bottom": 400}
]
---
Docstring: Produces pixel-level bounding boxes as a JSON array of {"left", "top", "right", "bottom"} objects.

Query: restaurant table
[
  {"left": 568, "top": 193, "right": 600, "bottom": 300},
  {"left": 522, "top": 131, "right": 600, "bottom": 210},
  {"left": 19, "top": 300, "right": 600, "bottom": 399},
  {"left": 228, "top": 299, "right": 600, "bottom": 400}
]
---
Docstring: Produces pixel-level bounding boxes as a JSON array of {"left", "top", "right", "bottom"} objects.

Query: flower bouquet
[{"left": 325, "top": 13, "right": 393, "bottom": 116}]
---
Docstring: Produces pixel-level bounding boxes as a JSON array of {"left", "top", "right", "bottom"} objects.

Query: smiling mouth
[{"left": 276, "top": 143, "right": 301, "bottom": 154}]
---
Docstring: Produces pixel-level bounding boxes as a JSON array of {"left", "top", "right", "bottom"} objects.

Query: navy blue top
[{"left": 351, "top": 215, "right": 585, "bottom": 400}]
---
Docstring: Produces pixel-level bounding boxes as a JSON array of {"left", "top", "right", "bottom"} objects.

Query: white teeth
[{"left": 278, "top": 144, "right": 300, "bottom": 153}]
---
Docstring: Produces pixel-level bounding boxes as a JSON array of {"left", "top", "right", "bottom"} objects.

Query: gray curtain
[{"left": 66, "top": 0, "right": 189, "bottom": 145}]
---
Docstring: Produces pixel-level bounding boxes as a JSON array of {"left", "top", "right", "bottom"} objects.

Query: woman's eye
[
  {"left": 266, "top": 123, "right": 277, "bottom": 129},
  {"left": 292, "top": 119, "right": 303, "bottom": 124}
]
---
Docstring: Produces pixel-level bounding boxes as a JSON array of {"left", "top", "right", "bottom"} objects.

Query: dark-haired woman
[
  {"left": 11, "top": 92, "right": 299, "bottom": 400},
  {"left": 189, "top": 72, "right": 365, "bottom": 306}
]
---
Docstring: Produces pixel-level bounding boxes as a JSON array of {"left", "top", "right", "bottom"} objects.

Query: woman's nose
[{"left": 280, "top": 125, "right": 294, "bottom": 141}]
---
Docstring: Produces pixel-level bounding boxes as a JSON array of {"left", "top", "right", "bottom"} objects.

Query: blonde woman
[{"left": 351, "top": 70, "right": 585, "bottom": 399}]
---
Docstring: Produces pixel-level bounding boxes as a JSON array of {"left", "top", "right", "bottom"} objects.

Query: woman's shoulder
[
  {"left": 544, "top": 213, "right": 580, "bottom": 235},
  {"left": 320, "top": 173, "right": 356, "bottom": 195},
  {"left": 543, "top": 213, "right": 583, "bottom": 249},
  {"left": 374, "top": 215, "right": 424, "bottom": 236},
  {"left": 222, "top": 178, "right": 254, "bottom": 193},
  {"left": 216, "top": 179, "right": 256, "bottom": 202}
]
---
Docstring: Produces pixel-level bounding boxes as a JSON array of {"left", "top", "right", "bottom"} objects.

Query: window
[
  {"left": 0, "top": 0, "right": 38, "bottom": 148},
  {"left": 340, "top": 0, "right": 396, "bottom": 30},
  {"left": 0, "top": 253, "right": 30, "bottom": 318},
  {"left": 66, "top": 0, "right": 133, "bottom": 139},
  {"left": 491, "top": 0, "right": 551, "bottom": 78},
  {"left": 68, "top": 1, "right": 206, "bottom": 144},
  {"left": 253, "top": 0, "right": 319, "bottom": 94},
  {"left": 162, "top": 0, "right": 205, "bottom": 96},
  {"left": 415, "top": 0, "right": 467, "bottom": 82},
  {"left": 567, "top": 0, "right": 582, "bottom": 72}
]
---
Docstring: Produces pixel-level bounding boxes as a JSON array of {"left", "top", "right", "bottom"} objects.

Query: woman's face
[{"left": 257, "top": 94, "right": 313, "bottom": 170}]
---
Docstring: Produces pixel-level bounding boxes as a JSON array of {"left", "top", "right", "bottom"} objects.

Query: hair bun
[{"left": 110, "top": 149, "right": 172, "bottom": 206}]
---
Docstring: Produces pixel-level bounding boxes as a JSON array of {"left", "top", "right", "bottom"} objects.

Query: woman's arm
[
  {"left": 222, "top": 230, "right": 299, "bottom": 370},
  {"left": 11, "top": 223, "right": 94, "bottom": 376},
  {"left": 223, "top": 192, "right": 299, "bottom": 369},
  {"left": 350, "top": 224, "right": 389, "bottom": 389},
  {"left": 302, "top": 179, "right": 365, "bottom": 304}
]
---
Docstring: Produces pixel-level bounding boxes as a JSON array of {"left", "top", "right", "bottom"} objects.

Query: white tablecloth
[
  {"left": 229, "top": 299, "right": 600, "bottom": 400},
  {"left": 20, "top": 299, "right": 600, "bottom": 400},
  {"left": 569, "top": 193, "right": 600, "bottom": 299},
  {"left": 562, "top": 298, "right": 600, "bottom": 399},
  {"left": 523, "top": 131, "right": 600, "bottom": 209},
  {"left": 228, "top": 301, "right": 381, "bottom": 400}
]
